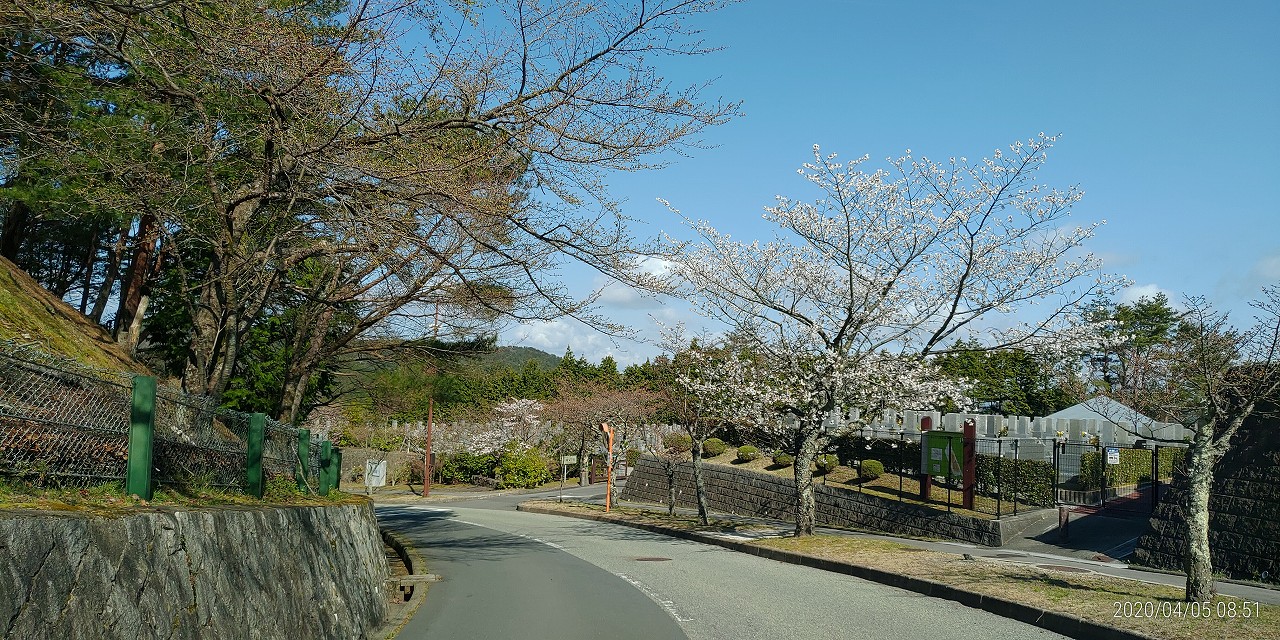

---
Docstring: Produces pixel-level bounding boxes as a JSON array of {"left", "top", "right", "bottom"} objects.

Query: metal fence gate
[{"left": 1053, "top": 441, "right": 1184, "bottom": 515}]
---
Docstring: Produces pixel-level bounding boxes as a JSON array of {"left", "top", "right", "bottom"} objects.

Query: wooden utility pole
[{"left": 422, "top": 399, "right": 433, "bottom": 498}]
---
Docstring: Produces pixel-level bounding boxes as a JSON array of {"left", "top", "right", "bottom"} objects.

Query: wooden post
[
  {"left": 246, "top": 413, "right": 265, "bottom": 499},
  {"left": 600, "top": 422, "right": 615, "bottom": 512},
  {"left": 918, "top": 415, "right": 932, "bottom": 501},
  {"left": 296, "top": 429, "right": 311, "bottom": 493},
  {"left": 423, "top": 400, "right": 433, "bottom": 498},
  {"left": 962, "top": 418, "right": 976, "bottom": 510},
  {"left": 125, "top": 376, "right": 156, "bottom": 500},
  {"left": 318, "top": 440, "right": 333, "bottom": 496}
]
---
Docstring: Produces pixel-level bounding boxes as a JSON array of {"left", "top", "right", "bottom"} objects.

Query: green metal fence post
[
  {"left": 246, "top": 413, "right": 266, "bottom": 498},
  {"left": 332, "top": 448, "right": 343, "bottom": 491},
  {"left": 297, "top": 429, "right": 311, "bottom": 493},
  {"left": 318, "top": 440, "right": 333, "bottom": 496},
  {"left": 125, "top": 376, "right": 157, "bottom": 500}
]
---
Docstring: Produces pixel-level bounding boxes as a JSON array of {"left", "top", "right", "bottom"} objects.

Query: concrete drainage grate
[{"left": 634, "top": 557, "right": 672, "bottom": 562}]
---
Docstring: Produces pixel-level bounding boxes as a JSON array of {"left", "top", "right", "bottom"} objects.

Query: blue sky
[{"left": 506, "top": 0, "right": 1280, "bottom": 365}]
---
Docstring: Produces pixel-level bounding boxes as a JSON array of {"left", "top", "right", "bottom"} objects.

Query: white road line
[{"left": 613, "top": 572, "right": 693, "bottom": 623}]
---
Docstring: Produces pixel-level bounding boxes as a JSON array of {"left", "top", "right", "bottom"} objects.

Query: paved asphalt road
[{"left": 377, "top": 487, "right": 1069, "bottom": 640}]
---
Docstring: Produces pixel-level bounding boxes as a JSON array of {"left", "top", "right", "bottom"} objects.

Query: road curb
[
  {"left": 516, "top": 504, "right": 1159, "bottom": 640},
  {"left": 374, "top": 527, "right": 431, "bottom": 639}
]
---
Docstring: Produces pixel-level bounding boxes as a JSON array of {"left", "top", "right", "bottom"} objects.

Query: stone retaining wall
[
  {"left": 621, "top": 456, "right": 1025, "bottom": 546},
  {"left": 0, "top": 501, "right": 388, "bottom": 639},
  {"left": 1134, "top": 409, "right": 1280, "bottom": 583}
]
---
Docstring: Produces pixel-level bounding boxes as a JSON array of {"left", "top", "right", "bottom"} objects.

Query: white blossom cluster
[
  {"left": 492, "top": 398, "right": 547, "bottom": 450},
  {"left": 664, "top": 134, "right": 1122, "bottom": 457}
]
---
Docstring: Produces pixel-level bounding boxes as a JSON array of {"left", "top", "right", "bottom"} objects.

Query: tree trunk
[
  {"left": 1183, "top": 435, "right": 1218, "bottom": 601},
  {"left": 88, "top": 226, "right": 128, "bottom": 325},
  {"left": 577, "top": 430, "right": 589, "bottom": 486},
  {"left": 114, "top": 214, "right": 157, "bottom": 346},
  {"left": 77, "top": 225, "right": 99, "bottom": 315},
  {"left": 0, "top": 198, "right": 30, "bottom": 261},
  {"left": 278, "top": 305, "right": 338, "bottom": 423},
  {"left": 792, "top": 430, "right": 820, "bottom": 536},
  {"left": 665, "top": 461, "right": 677, "bottom": 515},
  {"left": 691, "top": 438, "right": 710, "bottom": 525}
]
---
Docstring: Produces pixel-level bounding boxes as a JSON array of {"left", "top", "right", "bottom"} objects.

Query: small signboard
[
  {"left": 1105, "top": 447, "right": 1121, "bottom": 465},
  {"left": 364, "top": 460, "right": 387, "bottom": 488},
  {"left": 560, "top": 455, "right": 578, "bottom": 465},
  {"left": 922, "top": 431, "right": 963, "bottom": 478}
]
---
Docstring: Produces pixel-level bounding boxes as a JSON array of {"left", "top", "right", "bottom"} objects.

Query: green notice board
[{"left": 922, "top": 431, "right": 963, "bottom": 478}]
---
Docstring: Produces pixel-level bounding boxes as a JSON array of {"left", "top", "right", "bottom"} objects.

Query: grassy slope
[{"left": 0, "top": 256, "right": 147, "bottom": 373}]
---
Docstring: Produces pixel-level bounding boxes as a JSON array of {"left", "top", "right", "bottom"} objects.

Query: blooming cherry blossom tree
[
  {"left": 666, "top": 134, "right": 1123, "bottom": 535},
  {"left": 492, "top": 398, "right": 547, "bottom": 449}
]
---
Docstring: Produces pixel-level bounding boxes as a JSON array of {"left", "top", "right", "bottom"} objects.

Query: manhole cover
[
  {"left": 635, "top": 557, "right": 672, "bottom": 562},
  {"left": 1037, "top": 564, "right": 1090, "bottom": 573}
]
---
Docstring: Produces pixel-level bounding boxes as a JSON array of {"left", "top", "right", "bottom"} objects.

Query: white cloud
[
  {"left": 596, "top": 282, "right": 664, "bottom": 310},
  {"left": 507, "top": 318, "right": 657, "bottom": 366},
  {"left": 1249, "top": 254, "right": 1280, "bottom": 282},
  {"left": 1117, "top": 283, "right": 1174, "bottom": 305}
]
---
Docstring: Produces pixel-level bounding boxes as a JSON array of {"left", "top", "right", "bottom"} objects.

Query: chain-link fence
[
  {"left": 0, "top": 346, "right": 134, "bottom": 487},
  {"left": 0, "top": 343, "right": 334, "bottom": 495}
]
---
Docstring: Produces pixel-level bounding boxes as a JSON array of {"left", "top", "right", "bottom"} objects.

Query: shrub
[
  {"left": 973, "top": 454, "right": 1055, "bottom": 506},
  {"left": 264, "top": 474, "right": 303, "bottom": 501},
  {"left": 859, "top": 459, "right": 884, "bottom": 481},
  {"left": 736, "top": 445, "right": 761, "bottom": 463},
  {"left": 771, "top": 452, "right": 795, "bottom": 467},
  {"left": 830, "top": 433, "right": 919, "bottom": 475},
  {"left": 625, "top": 448, "right": 641, "bottom": 467},
  {"left": 662, "top": 432, "right": 693, "bottom": 454},
  {"left": 495, "top": 444, "right": 551, "bottom": 489},
  {"left": 702, "top": 438, "right": 728, "bottom": 457},
  {"left": 437, "top": 452, "right": 497, "bottom": 484},
  {"left": 815, "top": 453, "right": 839, "bottom": 474}
]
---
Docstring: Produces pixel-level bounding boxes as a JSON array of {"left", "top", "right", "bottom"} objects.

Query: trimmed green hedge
[
  {"left": 859, "top": 459, "right": 884, "bottom": 480},
  {"left": 662, "top": 432, "right": 693, "bottom": 454},
  {"left": 974, "top": 454, "right": 1055, "bottom": 506},
  {"left": 736, "top": 445, "right": 761, "bottom": 462},
  {"left": 702, "top": 438, "right": 728, "bottom": 457},
  {"left": 771, "top": 452, "right": 795, "bottom": 467},
  {"left": 832, "top": 434, "right": 920, "bottom": 474},
  {"left": 1079, "top": 447, "right": 1185, "bottom": 491},
  {"left": 495, "top": 445, "right": 551, "bottom": 489},
  {"left": 437, "top": 452, "right": 498, "bottom": 484},
  {"left": 815, "top": 454, "right": 839, "bottom": 474},
  {"left": 833, "top": 434, "right": 1059, "bottom": 507}
]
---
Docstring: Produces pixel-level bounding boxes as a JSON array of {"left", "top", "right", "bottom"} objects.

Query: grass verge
[
  {"left": 522, "top": 499, "right": 1279, "bottom": 640},
  {"left": 0, "top": 478, "right": 364, "bottom": 516}
]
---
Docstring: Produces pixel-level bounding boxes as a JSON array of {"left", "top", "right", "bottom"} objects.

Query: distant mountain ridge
[{"left": 471, "top": 345, "right": 560, "bottom": 370}]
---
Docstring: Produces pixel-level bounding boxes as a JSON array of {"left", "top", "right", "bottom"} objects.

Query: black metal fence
[
  {"left": 831, "top": 430, "right": 1185, "bottom": 518},
  {"left": 832, "top": 432, "right": 1054, "bottom": 518},
  {"left": 1052, "top": 440, "right": 1186, "bottom": 514}
]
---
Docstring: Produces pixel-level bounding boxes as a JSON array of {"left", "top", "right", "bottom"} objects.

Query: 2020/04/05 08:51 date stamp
[{"left": 1114, "top": 600, "right": 1262, "bottom": 619}]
